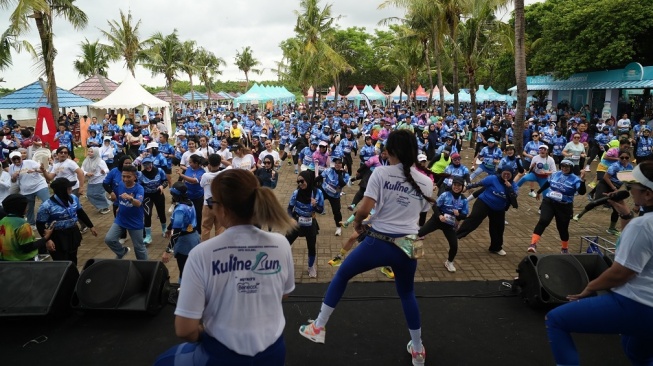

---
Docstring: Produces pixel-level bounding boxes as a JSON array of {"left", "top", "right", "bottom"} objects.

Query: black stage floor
[{"left": 2, "top": 281, "right": 628, "bottom": 365}]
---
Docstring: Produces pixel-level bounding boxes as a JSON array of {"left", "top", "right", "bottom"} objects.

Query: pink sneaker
[{"left": 407, "top": 341, "right": 426, "bottom": 366}]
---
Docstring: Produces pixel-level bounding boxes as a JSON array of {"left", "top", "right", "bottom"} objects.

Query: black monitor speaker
[
  {"left": 0, "top": 261, "right": 79, "bottom": 317},
  {"left": 72, "top": 259, "right": 170, "bottom": 315},
  {"left": 515, "top": 253, "right": 610, "bottom": 308}
]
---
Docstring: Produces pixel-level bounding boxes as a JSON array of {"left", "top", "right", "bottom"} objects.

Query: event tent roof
[
  {"left": 153, "top": 90, "right": 186, "bottom": 103},
  {"left": 70, "top": 74, "right": 119, "bottom": 101},
  {"left": 0, "top": 79, "right": 93, "bottom": 109},
  {"left": 183, "top": 91, "right": 208, "bottom": 101},
  {"left": 360, "top": 85, "right": 386, "bottom": 101},
  {"left": 92, "top": 73, "right": 168, "bottom": 109},
  {"left": 389, "top": 85, "right": 407, "bottom": 100},
  {"left": 374, "top": 85, "right": 386, "bottom": 96},
  {"left": 413, "top": 85, "right": 429, "bottom": 101},
  {"left": 345, "top": 86, "right": 361, "bottom": 101}
]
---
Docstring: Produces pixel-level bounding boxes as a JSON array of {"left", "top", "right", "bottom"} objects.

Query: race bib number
[
  {"left": 547, "top": 191, "right": 563, "bottom": 201},
  {"left": 529, "top": 150, "right": 537, "bottom": 155},
  {"left": 298, "top": 216, "right": 313, "bottom": 227},
  {"left": 324, "top": 183, "right": 337, "bottom": 194},
  {"left": 572, "top": 155, "right": 580, "bottom": 161},
  {"left": 344, "top": 148, "right": 351, "bottom": 153},
  {"left": 444, "top": 178, "right": 453, "bottom": 186},
  {"left": 444, "top": 213, "right": 456, "bottom": 226}
]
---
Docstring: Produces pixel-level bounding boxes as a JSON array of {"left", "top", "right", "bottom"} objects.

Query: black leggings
[
  {"left": 457, "top": 199, "right": 506, "bottom": 252},
  {"left": 321, "top": 188, "right": 342, "bottom": 228},
  {"left": 175, "top": 253, "right": 188, "bottom": 281},
  {"left": 143, "top": 192, "right": 167, "bottom": 228},
  {"left": 418, "top": 213, "right": 458, "bottom": 262},
  {"left": 343, "top": 153, "right": 353, "bottom": 176},
  {"left": 533, "top": 198, "right": 573, "bottom": 241},
  {"left": 190, "top": 197, "right": 204, "bottom": 234},
  {"left": 285, "top": 225, "right": 317, "bottom": 258},
  {"left": 595, "top": 181, "right": 619, "bottom": 224}
]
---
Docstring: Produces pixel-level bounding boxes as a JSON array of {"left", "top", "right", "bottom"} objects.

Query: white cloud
[{"left": 0, "top": 0, "right": 542, "bottom": 90}]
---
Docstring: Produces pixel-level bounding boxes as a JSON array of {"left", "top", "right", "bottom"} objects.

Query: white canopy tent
[
  {"left": 91, "top": 73, "right": 172, "bottom": 133},
  {"left": 389, "top": 85, "right": 407, "bottom": 101}
]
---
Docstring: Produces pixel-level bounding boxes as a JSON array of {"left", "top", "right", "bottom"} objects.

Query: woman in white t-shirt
[
  {"left": 44, "top": 146, "right": 85, "bottom": 196},
  {"left": 230, "top": 143, "right": 257, "bottom": 172},
  {"left": 298, "top": 130, "right": 434, "bottom": 365},
  {"left": 563, "top": 132, "right": 586, "bottom": 175},
  {"left": 155, "top": 169, "right": 296, "bottom": 366},
  {"left": 196, "top": 136, "right": 215, "bottom": 159},
  {"left": 216, "top": 138, "right": 233, "bottom": 169}
]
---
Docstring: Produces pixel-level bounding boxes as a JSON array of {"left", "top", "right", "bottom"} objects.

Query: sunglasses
[
  {"left": 573, "top": 136, "right": 581, "bottom": 139},
  {"left": 297, "top": 179, "right": 306, "bottom": 184},
  {"left": 532, "top": 135, "right": 539, "bottom": 138},
  {"left": 11, "top": 157, "right": 21, "bottom": 161},
  {"left": 264, "top": 161, "right": 272, "bottom": 165},
  {"left": 620, "top": 156, "right": 630, "bottom": 160},
  {"left": 58, "top": 151, "right": 69, "bottom": 155}
]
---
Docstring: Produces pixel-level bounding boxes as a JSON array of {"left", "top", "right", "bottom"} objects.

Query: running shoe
[
  {"left": 334, "top": 227, "right": 342, "bottom": 236},
  {"left": 116, "top": 246, "right": 130, "bottom": 259},
  {"left": 529, "top": 191, "right": 537, "bottom": 198},
  {"left": 504, "top": 220, "right": 509, "bottom": 225},
  {"left": 560, "top": 248, "right": 569, "bottom": 254},
  {"left": 572, "top": 214, "right": 580, "bottom": 221},
  {"left": 299, "top": 320, "right": 325, "bottom": 344},
  {"left": 99, "top": 208, "right": 111, "bottom": 215},
  {"left": 328, "top": 255, "right": 343, "bottom": 267},
  {"left": 380, "top": 266, "right": 395, "bottom": 279},
  {"left": 407, "top": 341, "right": 426, "bottom": 366},
  {"left": 490, "top": 249, "right": 507, "bottom": 256},
  {"left": 586, "top": 193, "right": 594, "bottom": 202},
  {"left": 606, "top": 228, "right": 621, "bottom": 236},
  {"left": 347, "top": 204, "right": 355, "bottom": 211},
  {"left": 444, "top": 260, "right": 456, "bottom": 273},
  {"left": 527, "top": 244, "right": 537, "bottom": 253},
  {"left": 308, "top": 265, "right": 317, "bottom": 278}
]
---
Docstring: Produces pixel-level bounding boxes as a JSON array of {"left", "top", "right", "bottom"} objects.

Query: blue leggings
[
  {"left": 323, "top": 234, "right": 421, "bottom": 329},
  {"left": 154, "top": 333, "right": 285, "bottom": 366},
  {"left": 517, "top": 172, "right": 548, "bottom": 188},
  {"left": 546, "top": 292, "right": 653, "bottom": 366}
]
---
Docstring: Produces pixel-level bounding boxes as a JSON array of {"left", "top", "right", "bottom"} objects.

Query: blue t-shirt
[
  {"left": 545, "top": 171, "right": 582, "bottom": 204},
  {"left": 55, "top": 131, "right": 73, "bottom": 149},
  {"left": 36, "top": 195, "right": 83, "bottom": 230},
  {"left": 139, "top": 169, "right": 168, "bottom": 194},
  {"left": 115, "top": 183, "right": 145, "bottom": 230},
  {"left": 478, "top": 175, "right": 518, "bottom": 211},
  {"left": 184, "top": 166, "right": 205, "bottom": 199}
]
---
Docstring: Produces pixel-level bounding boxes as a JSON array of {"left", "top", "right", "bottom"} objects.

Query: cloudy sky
[{"left": 0, "top": 0, "right": 537, "bottom": 90}]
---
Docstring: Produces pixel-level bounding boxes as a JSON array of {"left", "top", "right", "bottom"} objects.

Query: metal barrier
[{"left": 579, "top": 236, "right": 616, "bottom": 261}]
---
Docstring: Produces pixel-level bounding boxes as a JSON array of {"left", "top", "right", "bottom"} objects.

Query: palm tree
[
  {"left": 437, "top": 0, "right": 464, "bottom": 115},
  {"left": 195, "top": 48, "right": 226, "bottom": 107},
  {"left": 100, "top": 9, "right": 143, "bottom": 77},
  {"left": 513, "top": 0, "right": 527, "bottom": 155},
  {"left": 456, "top": 0, "right": 510, "bottom": 124},
  {"left": 293, "top": 0, "right": 350, "bottom": 113},
  {"left": 0, "top": 28, "right": 34, "bottom": 71},
  {"left": 73, "top": 38, "right": 112, "bottom": 78},
  {"left": 234, "top": 46, "right": 261, "bottom": 91},
  {"left": 179, "top": 40, "right": 199, "bottom": 105},
  {"left": 1, "top": 0, "right": 88, "bottom": 121},
  {"left": 142, "top": 30, "right": 183, "bottom": 110}
]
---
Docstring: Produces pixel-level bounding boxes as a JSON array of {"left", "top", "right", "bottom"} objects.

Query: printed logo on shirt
[
  {"left": 237, "top": 279, "right": 260, "bottom": 294},
  {"left": 212, "top": 252, "right": 281, "bottom": 276}
]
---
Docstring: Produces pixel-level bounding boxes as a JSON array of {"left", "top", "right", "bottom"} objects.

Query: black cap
[{"left": 51, "top": 177, "right": 75, "bottom": 190}]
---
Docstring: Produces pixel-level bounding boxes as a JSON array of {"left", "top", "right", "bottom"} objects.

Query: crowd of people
[{"left": 1, "top": 101, "right": 652, "bottom": 365}]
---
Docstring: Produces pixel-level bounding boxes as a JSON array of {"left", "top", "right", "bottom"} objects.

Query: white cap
[
  {"left": 417, "top": 154, "right": 427, "bottom": 162},
  {"left": 175, "top": 130, "right": 186, "bottom": 136},
  {"left": 146, "top": 142, "right": 159, "bottom": 149},
  {"left": 9, "top": 151, "right": 21, "bottom": 159},
  {"left": 318, "top": 141, "right": 328, "bottom": 147}
]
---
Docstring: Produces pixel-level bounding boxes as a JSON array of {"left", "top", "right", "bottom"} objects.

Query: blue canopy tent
[{"left": 0, "top": 79, "right": 93, "bottom": 109}]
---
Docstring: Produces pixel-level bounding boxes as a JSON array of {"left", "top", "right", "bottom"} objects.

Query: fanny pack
[{"left": 366, "top": 231, "right": 424, "bottom": 259}]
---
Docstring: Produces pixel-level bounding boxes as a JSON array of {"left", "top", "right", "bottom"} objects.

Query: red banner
[{"left": 35, "top": 107, "right": 58, "bottom": 150}]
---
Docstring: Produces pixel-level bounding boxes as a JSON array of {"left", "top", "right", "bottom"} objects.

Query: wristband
[{"left": 619, "top": 212, "right": 634, "bottom": 220}]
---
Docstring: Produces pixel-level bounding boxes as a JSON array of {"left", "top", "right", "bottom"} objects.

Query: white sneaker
[
  {"left": 308, "top": 265, "right": 317, "bottom": 278},
  {"left": 528, "top": 191, "right": 537, "bottom": 198},
  {"left": 584, "top": 165, "right": 591, "bottom": 172},
  {"left": 504, "top": 220, "right": 509, "bottom": 225},
  {"left": 491, "top": 249, "right": 507, "bottom": 256},
  {"left": 335, "top": 227, "right": 342, "bottom": 236},
  {"left": 444, "top": 260, "right": 456, "bottom": 273}
]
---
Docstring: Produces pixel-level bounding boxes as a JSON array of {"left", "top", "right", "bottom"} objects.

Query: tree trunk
[
  {"left": 311, "top": 85, "right": 317, "bottom": 116},
  {"left": 206, "top": 81, "right": 211, "bottom": 109},
  {"left": 188, "top": 73, "right": 195, "bottom": 106},
  {"left": 435, "top": 49, "right": 445, "bottom": 113},
  {"left": 424, "top": 40, "right": 434, "bottom": 107},
  {"left": 244, "top": 71, "right": 249, "bottom": 92},
  {"left": 450, "top": 23, "right": 459, "bottom": 117},
  {"left": 514, "top": 0, "right": 527, "bottom": 155},
  {"left": 34, "top": 12, "right": 60, "bottom": 122},
  {"left": 469, "top": 68, "right": 477, "bottom": 128}
]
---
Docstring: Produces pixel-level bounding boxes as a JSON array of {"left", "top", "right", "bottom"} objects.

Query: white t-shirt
[
  {"left": 365, "top": 164, "right": 434, "bottom": 235},
  {"left": 217, "top": 148, "right": 233, "bottom": 169},
  {"left": 258, "top": 150, "right": 280, "bottom": 164},
  {"left": 232, "top": 155, "right": 256, "bottom": 170},
  {"left": 563, "top": 142, "right": 585, "bottom": 165},
  {"left": 10, "top": 160, "right": 49, "bottom": 195},
  {"left": 0, "top": 170, "right": 12, "bottom": 204},
  {"left": 175, "top": 225, "right": 295, "bottom": 356},
  {"left": 180, "top": 150, "right": 203, "bottom": 167},
  {"left": 612, "top": 212, "right": 653, "bottom": 307},
  {"left": 83, "top": 160, "right": 110, "bottom": 185},
  {"left": 199, "top": 167, "right": 232, "bottom": 203},
  {"left": 617, "top": 118, "right": 631, "bottom": 129},
  {"left": 197, "top": 146, "right": 215, "bottom": 159},
  {"left": 530, "top": 155, "right": 556, "bottom": 175},
  {"left": 49, "top": 159, "right": 81, "bottom": 190}
]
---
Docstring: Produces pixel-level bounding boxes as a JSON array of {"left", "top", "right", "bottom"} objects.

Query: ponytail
[
  {"left": 253, "top": 187, "right": 297, "bottom": 234},
  {"left": 386, "top": 130, "right": 435, "bottom": 204}
]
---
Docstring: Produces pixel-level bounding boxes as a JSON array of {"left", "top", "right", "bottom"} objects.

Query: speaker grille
[
  {"left": 537, "top": 256, "right": 589, "bottom": 301},
  {"left": 76, "top": 261, "right": 144, "bottom": 308}
]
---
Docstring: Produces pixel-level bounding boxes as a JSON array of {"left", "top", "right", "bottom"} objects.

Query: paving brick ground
[{"left": 64, "top": 146, "right": 621, "bottom": 285}]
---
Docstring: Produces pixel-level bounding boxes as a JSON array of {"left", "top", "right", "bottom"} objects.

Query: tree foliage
[
  {"left": 73, "top": 38, "right": 112, "bottom": 78},
  {"left": 100, "top": 9, "right": 144, "bottom": 77},
  {"left": 525, "top": 0, "right": 653, "bottom": 78}
]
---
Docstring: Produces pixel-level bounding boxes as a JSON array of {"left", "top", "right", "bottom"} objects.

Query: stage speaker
[
  {"left": 515, "top": 253, "right": 610, "bottom": 308},
  {"left": 72, "top": 259, "right": 170, "bottom": 315},
  {"left": 0, "top": 261, "right": 79, "bottom": 317}
]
